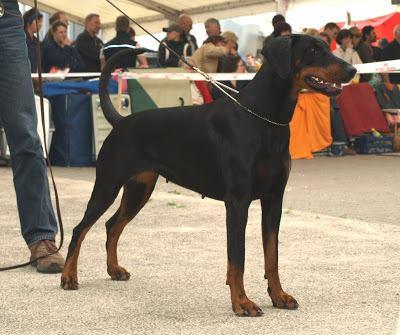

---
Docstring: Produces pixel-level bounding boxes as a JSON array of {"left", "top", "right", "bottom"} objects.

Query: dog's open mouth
[{"left": 304, "top": 75, "right": 343, "bottom": 97}]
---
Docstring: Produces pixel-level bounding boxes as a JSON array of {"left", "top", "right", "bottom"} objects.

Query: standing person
[
  {"left": 221, "top": 31, "right": 239, "bottom": 55},
  {"left": 44, "top": 11, "right": 70, "bottom": 44},
  {"left": 382, "top": 25, "right": 400, "bottom": 84},
  {"left": 22, "top": 8, "right": 43, "bottom": 73},
  {"left": 263, "top": 14, "right": 285, "bottom": 46},
  {"left": 272, "top": 21, "right": 292, "bottom": 37},
  {"left": 103, "top": 16, "right": 140, "bottom": 68},
  {"left": 178, "top": 14, "right": 198, "bottom": 52},
  {"left": 42, "top": 21, "right": 84, "bottom": 73},
  {"left": 356, "top": 25, "right": 379, "bottom": 82},
  {"left": 0, "top": 0, "right": 64, "bottom": 272},
  {"left": 318, "top": 32, "right": 331, "bottom": 46},
  {"left": 74, "top": 13, "right": 103, "bottom": 72},
  {"left": 192, "top": 35, "right": 228, "bottom": 74},
  {"left": 204, "top": 18, "right": 221, "bottom": 37},
  {"left": 212, "top": 55, "right": 247, "bottom": 100},
  {"left": 128, "top": 27, "right": 149, "bottom": 68},
  {"left": 323, "top": 22, "right": 340, "bottom": 50},
  {"left": 158, "top": 23, "right": 191, "bottom": 67}
]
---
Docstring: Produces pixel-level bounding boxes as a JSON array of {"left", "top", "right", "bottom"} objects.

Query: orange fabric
[{"left": 290, "top": 92, "right": 332, "bottom": 159}]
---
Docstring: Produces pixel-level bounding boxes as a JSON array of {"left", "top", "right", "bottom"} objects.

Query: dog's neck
[{"left": 238, "top": 63, "right": 299, "bottom": 125}]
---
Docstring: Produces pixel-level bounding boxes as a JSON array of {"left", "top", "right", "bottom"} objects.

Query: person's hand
[{"left": 63, "top": 37, "right": 72, "bottom": 46}]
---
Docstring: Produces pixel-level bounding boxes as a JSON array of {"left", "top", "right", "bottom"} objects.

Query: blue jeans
[{"left": 0, "top": 0, "right": 57, "bottom": 245}]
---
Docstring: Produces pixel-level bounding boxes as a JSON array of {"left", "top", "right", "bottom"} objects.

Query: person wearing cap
[
  {"left": 103, "top": 15, "right": 140, "bottom": 68},
  {"left": 23, "top": 8, "right": 43, "bottom": 73},
  {"left": 158, "top": 23, "right": 192, "bottom": 67}
]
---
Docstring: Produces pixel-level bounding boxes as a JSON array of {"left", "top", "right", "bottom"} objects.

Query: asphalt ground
[{"left": 0, "top": 155, "right": 399, "bottom": 335}]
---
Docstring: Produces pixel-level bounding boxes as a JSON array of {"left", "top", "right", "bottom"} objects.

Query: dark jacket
[
  {"left": 355, "top": 41, "right": 376, "bottom": 82},
  {"left": 158, "top": 39, "right": 191, "bottom": 67},
  {"left": 183, "top": 33, "right": 198, "bottom": 52},
  {"left": 382, "top": 39, "right": 400, "bottom": 84},
  {"left": 74, "top": 30, "right": 103, "bottom": 72},
  {"left": 103, "top": 31, "right": 137, "bottom": 68},
  {"left": 42, "top": 38, "right": 84, "bottom": 73},
  {"left": 25, "top": 33, "right": 40, "bottom": 73}
]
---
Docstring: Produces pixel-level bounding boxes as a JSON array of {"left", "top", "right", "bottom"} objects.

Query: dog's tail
[{"left": 99, "top": 48, "right": 148, "bottom": 128}]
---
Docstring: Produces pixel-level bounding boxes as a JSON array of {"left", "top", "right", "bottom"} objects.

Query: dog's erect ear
[{"left": 261, "top": 36, "right": 292, "bottom": 79}]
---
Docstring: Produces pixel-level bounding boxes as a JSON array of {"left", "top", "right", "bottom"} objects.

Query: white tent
[{"left": 20, "top": 0, "right": 278, "bottom": 34}]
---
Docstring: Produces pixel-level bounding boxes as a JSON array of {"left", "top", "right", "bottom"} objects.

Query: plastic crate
[{"left": 354, "top": 135, "right": 393, "bottom": 154}]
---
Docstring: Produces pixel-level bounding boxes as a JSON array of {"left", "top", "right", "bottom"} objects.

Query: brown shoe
[{"left": 29, "top": 240, "right": 64, "bottom": 273}]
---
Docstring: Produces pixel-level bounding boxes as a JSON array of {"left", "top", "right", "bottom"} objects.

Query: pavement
[{"left": 0, "top": 155, "right": 399, "bottom": 335}]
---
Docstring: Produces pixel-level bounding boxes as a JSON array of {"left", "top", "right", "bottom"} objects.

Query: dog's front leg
[
  {"left": 225, "top": 199, "right": 263, "bottom": 317},
  {"left": 261, "top": 195, "right": 298, "bottom": 309}
]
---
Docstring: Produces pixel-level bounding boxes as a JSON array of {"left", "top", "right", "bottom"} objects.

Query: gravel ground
[{"left": 0, "top": 155, "right": 399, "bottom": 335}]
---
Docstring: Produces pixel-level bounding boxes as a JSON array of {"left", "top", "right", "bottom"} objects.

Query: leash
[
  {"left": 105, "top": 0, "right": 289, "bottom": 127},
  {"left": 0, "top": 0, "right": 64, "bottom": 271}
]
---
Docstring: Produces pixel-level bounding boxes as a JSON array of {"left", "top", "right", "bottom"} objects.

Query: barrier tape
[{"left": 30, "top": 59, "right": 400, "bottom": 80}]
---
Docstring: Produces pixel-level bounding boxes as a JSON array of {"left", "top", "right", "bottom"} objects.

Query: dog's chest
[{"left": 251, "top": 156, "right": 290, "bottom": 197}]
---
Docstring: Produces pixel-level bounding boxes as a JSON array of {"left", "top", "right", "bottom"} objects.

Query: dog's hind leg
[
  {"left": 105, "top": 171, "right": 158, "bottom": 281},
  {"left": 225, "top": 199, "right": 263, "bottom": 317},
  {"left": 261, "top": 193, "right": 299, "bottom": 310},
  {"left": 61, "top": 178, "right": 123, "bottom": 290}
]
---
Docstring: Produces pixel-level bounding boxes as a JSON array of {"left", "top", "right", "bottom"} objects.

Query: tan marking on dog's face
[{"left": 291, "top": 63, "right": 346, "bottom": 98}]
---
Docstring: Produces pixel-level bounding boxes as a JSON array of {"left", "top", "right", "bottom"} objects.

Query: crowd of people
[
  {"left": 23, "top": 9, "right": 400, "bottom": 85},
  {"left": 23, "top": 9, "right": 400, "bottom": 153}
]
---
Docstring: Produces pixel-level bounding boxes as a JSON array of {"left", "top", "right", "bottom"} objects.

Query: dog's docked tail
[{"left": 99, "top": 48, "right": 148, "bottom": 128}]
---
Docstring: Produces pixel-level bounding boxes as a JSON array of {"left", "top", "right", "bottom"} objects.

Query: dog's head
[{"left": 262, "top": 34, "right": 357, "bottom": 97}]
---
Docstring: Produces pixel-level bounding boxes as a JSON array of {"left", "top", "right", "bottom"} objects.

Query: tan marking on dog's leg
[
  {"left": 262, "top": 227, "right": 298, "bottom": 309},
  {"left": 61, "top": 225, "right": 92, "bottom": 290},
  {"left": 106, "top": 171, "right": 158, "bottom": 281},
  {"left": 227, "top": 261, "right": 263, "bottom": 317}
]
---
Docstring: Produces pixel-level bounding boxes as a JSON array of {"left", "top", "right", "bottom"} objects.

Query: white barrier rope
[{"left": 30, "top": 59, "right": 400, "bottom": 80}]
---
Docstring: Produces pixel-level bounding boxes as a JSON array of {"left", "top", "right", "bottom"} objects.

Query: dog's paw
[
  {"left": 107, "top": 265, "right": 131, "bottom": 281},
  {"left": 232, "top": 298, "right": 264, "bottom": 317},
  {"left": 60, "top": 273, "right": 79, "bottom": 290},
  {"left": 268, "top": 287, "right": 299, "bottom": 310}
]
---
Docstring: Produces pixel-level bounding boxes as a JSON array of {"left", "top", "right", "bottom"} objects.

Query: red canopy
[{"left": 337, "top": 12, "right": 400, "bottom": 41}]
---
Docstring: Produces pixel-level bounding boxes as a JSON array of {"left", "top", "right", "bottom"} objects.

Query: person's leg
[
  {"left": 329, "top": 98, "right": 351, "bottom": 156},
  {"left": 0, "top": 2, "right": 58, "bottom": 247}
]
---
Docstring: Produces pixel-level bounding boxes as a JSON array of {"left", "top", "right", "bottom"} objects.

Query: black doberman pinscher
[{"left": 61, "top": 34, "right": 356, "bottom": 316}]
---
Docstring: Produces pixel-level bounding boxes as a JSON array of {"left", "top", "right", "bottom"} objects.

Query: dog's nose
[{"left": 346, "top": 65, "right": 357, "bottom": 80}]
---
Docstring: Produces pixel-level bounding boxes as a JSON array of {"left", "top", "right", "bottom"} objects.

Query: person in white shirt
[{"left": 333, "top": 29, "right": 362, "bottom": 65}]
